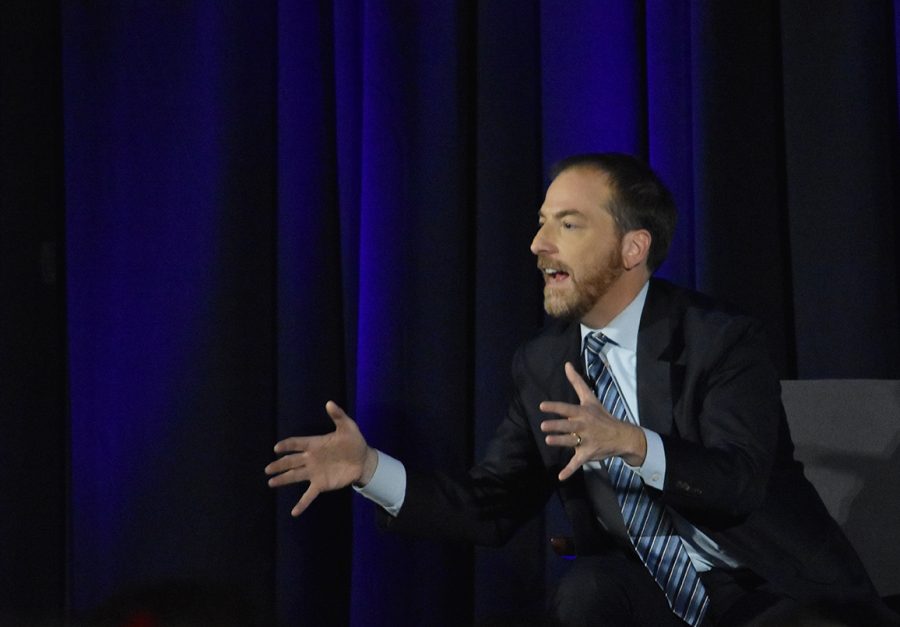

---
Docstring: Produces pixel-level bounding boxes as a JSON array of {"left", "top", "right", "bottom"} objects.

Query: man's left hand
[{"left": 540, "top": 362, "right": 647, "bottom": 481}]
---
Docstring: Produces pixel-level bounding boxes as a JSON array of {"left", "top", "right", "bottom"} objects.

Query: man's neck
[{"left": 580, "top": 271, "right": 650, "bottom": 329}]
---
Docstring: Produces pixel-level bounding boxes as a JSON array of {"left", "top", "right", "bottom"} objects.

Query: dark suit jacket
[{"left": 382, "top": 278, "right": 875, "bottom": 601}]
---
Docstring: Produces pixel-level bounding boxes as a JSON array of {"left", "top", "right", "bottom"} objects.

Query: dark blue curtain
[
  {"left": 2, "top": 1, "right": 899, "bottom": 625},
  {"left": 63, "top": 2, "right": 278, "bottom": 619}
]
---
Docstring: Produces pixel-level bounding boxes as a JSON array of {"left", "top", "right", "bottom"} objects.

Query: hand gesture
[
  {"left": 539, "top": 362, "right": 647, "bottom": 481},
  {"left": 265, "top": 401, "right": 377, "bottom": 517}
]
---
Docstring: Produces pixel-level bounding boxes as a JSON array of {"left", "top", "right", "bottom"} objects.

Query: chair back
[{"left": 781, "top": 379, "right": 900, "bottom": 597}]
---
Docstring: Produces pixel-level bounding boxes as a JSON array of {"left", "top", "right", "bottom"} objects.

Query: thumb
[{"left": 325, "top": 401, "right": 352, "bottom": 427}]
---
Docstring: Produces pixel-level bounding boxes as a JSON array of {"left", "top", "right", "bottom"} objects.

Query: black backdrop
[{"left": 2, "top": 1, "right": 898, "bottom": 626}]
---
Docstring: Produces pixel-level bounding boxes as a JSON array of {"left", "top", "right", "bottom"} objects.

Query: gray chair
[
  {"left": 550, "top": 380, "right": 900, "bottom": 607},
  {"left": 781, "top": 379, "right": 900, "bottom": 604}
]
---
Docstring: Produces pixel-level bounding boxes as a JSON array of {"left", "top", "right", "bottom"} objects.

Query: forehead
[{"left": 540, "top": 167, "right": 613, "bottom": 218}]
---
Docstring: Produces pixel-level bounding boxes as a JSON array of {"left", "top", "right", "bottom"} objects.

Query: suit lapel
[
  {"left": 636, "top": 280, "right": 681, "bottom": 436},
  {"left": 540, "top": 322, "right": 583, "bottom": 467},
  {"left": 542, "top": 322, "right": 583, "bottom": 401}
]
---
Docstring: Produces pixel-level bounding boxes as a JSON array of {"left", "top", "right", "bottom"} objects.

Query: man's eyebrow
[{"left": 538, "top": 208, "right": 587, "bottom": 220}]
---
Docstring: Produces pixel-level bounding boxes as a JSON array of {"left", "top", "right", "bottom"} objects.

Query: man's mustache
[{"left": 537, "top": 257, "right": 573, "bottom": 275}]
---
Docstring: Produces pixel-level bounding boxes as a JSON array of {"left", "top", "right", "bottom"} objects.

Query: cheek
[{"left": 575, "top": 247, "right": 607, "bottom": 276}]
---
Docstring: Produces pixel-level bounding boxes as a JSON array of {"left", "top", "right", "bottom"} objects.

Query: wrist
[
  {"left": 620, "top": 425, "right": 647, "bottom": 467},
  {"left": 355, "top": 447, "right": 379, "bottom": 487}
]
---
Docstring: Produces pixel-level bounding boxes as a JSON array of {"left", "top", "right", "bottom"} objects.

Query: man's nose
[{"left": 530, "top": 224, "right": 556, "bottom": 256}]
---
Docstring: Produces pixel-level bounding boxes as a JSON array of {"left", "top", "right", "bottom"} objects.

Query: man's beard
[{"left": 542, "top": 247, "right": 624, "bottom": 321}]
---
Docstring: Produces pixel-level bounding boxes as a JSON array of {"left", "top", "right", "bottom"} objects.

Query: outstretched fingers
[
  {"left": 267, "top": 399, "right": 371, "bottom": 517},
  {"left": 557, "top": 455, "right": 583, "bottom": 482},
  {"left": 540, "top": 396, "right": 582, "bottom": 417},
  {"left": 292, "top": 485, "right": 320, "bottom": 517},
  {"left": 541, "top": 417, "right": 581, "bottom": 436},
  {"left": 541, "top": 418, "right": 586, "bottom": 481},
  {"left": 273, "top": 436, "right": 312, "bottom": 455},
  {"left": 538, "top": 363, "right": 605, "bottom": 481},
  {"left": 564, "top": 362, "right": 597, "bottom": 405},
  {"left": 538, "top": 363, "right": 599, "bottom": 418},
  {"left": 265, "top": 453, "right": 307, "bottom": 486}
]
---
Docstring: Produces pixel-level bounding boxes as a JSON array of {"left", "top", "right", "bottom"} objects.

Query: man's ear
[{"left": 621, "top": 230, "right": 651, "bottom": 270}]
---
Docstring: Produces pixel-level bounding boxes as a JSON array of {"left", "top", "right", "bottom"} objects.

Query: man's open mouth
[{"left": 542, "top": 267, "right": 571, "bottom": 283}]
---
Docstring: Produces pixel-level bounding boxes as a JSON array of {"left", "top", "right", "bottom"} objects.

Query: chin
[{"left": 543, "top": 293, "right": 590, "bottom": 321}]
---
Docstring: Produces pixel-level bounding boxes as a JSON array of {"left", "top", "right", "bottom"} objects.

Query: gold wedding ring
[{"left": 572, "top": 432, "right": 582, "bottom": 448}]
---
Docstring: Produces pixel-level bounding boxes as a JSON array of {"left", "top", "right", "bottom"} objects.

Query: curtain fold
[
  {"left": 781, "top": 0, "right": 900, "bottom": 377},
  {"left": 275, "top": 3, "right": 351, "bottom": 626},
  {"left": 62, "top": 2, "right": 278, "bottom": 620},
  {"left": 471, "top": 3, "right": 548, "bottom": 621},
  {"left": 350, "top": 4, "right": 476, "bottom": 624}
]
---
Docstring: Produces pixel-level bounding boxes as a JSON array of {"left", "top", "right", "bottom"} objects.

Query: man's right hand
[{"left": 265, "top": 401, "right": 377, "bottom": 517}]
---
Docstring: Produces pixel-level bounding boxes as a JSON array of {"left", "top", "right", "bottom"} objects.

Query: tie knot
[
  {"left": 583, "top": 331, "right": 612, "bottom": 386},
  {"left": 584, "top": 331, "right": 611, "bottom": 356}
]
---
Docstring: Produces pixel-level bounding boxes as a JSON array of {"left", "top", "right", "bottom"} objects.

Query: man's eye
[{"left": 562, "top": 222, "right": 575, "bottom": 229}]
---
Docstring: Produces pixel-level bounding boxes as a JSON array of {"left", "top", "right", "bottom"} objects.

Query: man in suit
[{"left": 266, "top": 154, "right": 889, "bottom": 625}]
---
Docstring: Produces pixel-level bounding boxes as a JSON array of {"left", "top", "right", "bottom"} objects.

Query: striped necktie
[{"left": 584, "top": 331, "right": 709, "bottom": 626}]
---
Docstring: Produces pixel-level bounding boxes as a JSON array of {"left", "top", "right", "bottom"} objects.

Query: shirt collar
[{"left": 580, "top": 280, "right": 649, "bottom": 352}]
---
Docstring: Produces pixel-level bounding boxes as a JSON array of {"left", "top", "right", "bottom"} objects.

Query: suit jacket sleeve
[{"left": 379, "top": 348, "right": 557, "bottom": 546}]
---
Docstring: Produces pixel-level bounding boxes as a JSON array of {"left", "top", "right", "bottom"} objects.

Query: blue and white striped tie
[{"left": 584, "top": 331, "right": 709, "bottom": 626}]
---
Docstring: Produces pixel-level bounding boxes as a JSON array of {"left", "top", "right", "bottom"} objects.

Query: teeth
[{"left": 544, "top": 268, "right": 559, "bottom": 275}]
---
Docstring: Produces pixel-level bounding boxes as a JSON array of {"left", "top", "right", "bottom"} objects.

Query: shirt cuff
[
  {"left": 626, "top": 428, "right": 666, "bottom": 489},
  {"left": 352, "top": 449, "right": 406, "bottom": 517}
]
